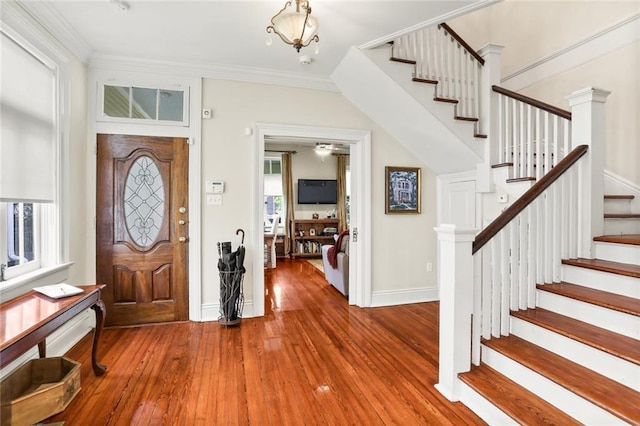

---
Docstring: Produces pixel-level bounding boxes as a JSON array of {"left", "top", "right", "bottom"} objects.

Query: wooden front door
[{"left": 97, "top": 134, "right": 189, "bottom": 327}]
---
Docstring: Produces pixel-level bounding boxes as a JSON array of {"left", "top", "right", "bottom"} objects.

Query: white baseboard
[
  {"left": 0, "top": 308, "right": 94, "bottom": 378},
  {"left": 370, "top": 287, "right": 439, "bottom": 307}
]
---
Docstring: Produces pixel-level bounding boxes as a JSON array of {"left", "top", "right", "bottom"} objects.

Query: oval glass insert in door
[{"left": 123, "top": 155, "right": 165, "bottom": 247}]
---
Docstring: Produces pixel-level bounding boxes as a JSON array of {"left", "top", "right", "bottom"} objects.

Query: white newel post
[
  {"left": 434, "top": 224, "right": 477, "bottom": 401},
  {"left": 476, "top": 44, "right": 504, "bottom": 193},
  {"left": 566, "top": 87, "right": 611, "bottom": 258}
]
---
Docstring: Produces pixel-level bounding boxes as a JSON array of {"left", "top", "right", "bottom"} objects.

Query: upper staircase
[{"left": 332, "top": 19, "right": 640, "bottom": 425}]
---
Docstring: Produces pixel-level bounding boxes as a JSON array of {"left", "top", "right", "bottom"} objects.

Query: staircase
[
  {"left": 459, "top": 232, "right": 640, "bottom": 424},
  {"left": 333, "top": 19, "right": 640, "bottom": 423}
]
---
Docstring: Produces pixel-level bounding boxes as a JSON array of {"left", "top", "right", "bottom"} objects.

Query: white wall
[
  {"left": 201, "top": 79, "right": 438, "bottom": 308},
  {"left": 450, "top": 0, "right": 640, "bottom": 185}
]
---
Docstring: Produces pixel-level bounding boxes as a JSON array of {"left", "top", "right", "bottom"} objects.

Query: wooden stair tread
[
  {"left": 433, "top": 96, "right": 458, "bottom": 104},
  {"left": 454, "top": 116, "right": 479, "bottom": 122},
  {"left": 562, "top": 257, "right": 640, "bottom": 278},
  {"left": 491, "top": 162, "right": 513, "bottom": 168},
  {"left": 389, "top": 57, "right": 415, "bottom": 65},
  {"left": 459, "top": 365, "right": 580, "bottom": 425},
  {"left": 511, "top": 308, "right": 640, "bottom": 365},
  {"left": 473, "top": 133, "right": 487, "bottom": 139},
  {"left": 482, "top": 335, "right": 640, "bottom": 424},
  {"left": 594, "top": 234, "right": 640, "bottom": 246},
  {"left": 604, "top": 194, "right": 635, "bottom": 200},
  {"left": 604, "top": 213, "right": 640, "bottom": 219},
  {"left": 506, "top": 177, "right": 536, "bottom": 183},
  {"left": 537, "top": 282, "right": 640, "bottom": 316},
  {"left": 411, "top": 77, "right": 438, "bottom": 84}
]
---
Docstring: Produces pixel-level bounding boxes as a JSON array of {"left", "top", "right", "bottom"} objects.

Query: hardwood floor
[{"left": 47, "top": 259, "right": 484, "bottom": 425}]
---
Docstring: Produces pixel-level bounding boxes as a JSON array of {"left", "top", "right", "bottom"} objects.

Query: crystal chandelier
[{"left": 266, "top": 0, "right": 319, "bottom": 53}]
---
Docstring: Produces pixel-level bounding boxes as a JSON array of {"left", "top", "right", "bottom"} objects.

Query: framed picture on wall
[{"left": 385, "top": 166, "right": 421, "bottom": 214}]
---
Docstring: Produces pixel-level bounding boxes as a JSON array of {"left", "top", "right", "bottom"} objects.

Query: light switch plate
[{"left": 207, "top": 194, "right": 222, "bottom": 205}]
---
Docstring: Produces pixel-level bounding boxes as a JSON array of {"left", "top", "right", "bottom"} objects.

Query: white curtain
[{"left": 1, "top": 32, "right": 56, "bottom": 203}]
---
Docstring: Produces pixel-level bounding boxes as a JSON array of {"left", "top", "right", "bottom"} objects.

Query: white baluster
[
  {"left": 500, "top": 228, "right": 510, "bottom": 336},
  {"left": 511, "top": 98, "right": 518, "bottom": 178},
  {"left": 526, "top": 104, "right": 534, "bottom": 179},
  {"left": 536, "top": 195, "right": 545, "bottom": 283},
  {"left": 483, "top": 242, "right": 494, "bottom": 340},
  {"left": 492, "top": 232, "right": 502, "bottom": 338},
  {"left": 527, "top": 204, "right": 537, "bottom": 308},
  {"left": 552, "top": 181, "right": 561, "bottom": 282},
  {"left": 535, "top": 108, "right": 542, "bottom": 180},
  {"left": 510, "top": 218, "right": 519, "bottom": 310},
  {"left": 553, "top": 115, "right": 560, "bottom": 167},
  {"left": 519, "top": 208, "right": 528, "bottom": 309},
  {"left": 498, "top": 95, "right": 504, "bottom": 163}
]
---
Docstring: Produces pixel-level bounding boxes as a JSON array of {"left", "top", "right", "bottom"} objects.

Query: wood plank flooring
[{"left": 46, "top": 259, "right": 483, "bottom": 425}]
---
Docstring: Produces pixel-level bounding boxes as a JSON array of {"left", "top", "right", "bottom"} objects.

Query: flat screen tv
[{"left": 297, "top": 179, "right": 337, "bottom": 204}]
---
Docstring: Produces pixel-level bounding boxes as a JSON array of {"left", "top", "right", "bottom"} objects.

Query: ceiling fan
[{"left": 314, "top": 143, "right": 345, "bottom": 157}]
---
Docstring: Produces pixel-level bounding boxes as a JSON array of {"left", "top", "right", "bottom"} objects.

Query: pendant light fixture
[{"left": 266, "top": 0, "right": 319, "bottom": 53}]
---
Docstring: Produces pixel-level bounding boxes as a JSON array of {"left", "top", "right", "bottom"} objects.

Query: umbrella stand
[{"left": 217, "top": 229, "right": 246, "bottom": 327}]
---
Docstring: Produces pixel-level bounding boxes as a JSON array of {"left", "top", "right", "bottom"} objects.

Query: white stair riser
[
  {"left": 536, "top": 290, "right": 639, "bottom": 339},
  {"left": 604, "top": 199, "right": 633, "bottom": 214},
  {"left": 594, "top": 241, "right": 640, "bottom": 266},
  {"left": 510, "top": 317, "right": 640, "bottom": 391},
  {"left": 603, "top": 218, "right": 640, "bottom": 234},
  {"left": 481, "top": 345, "right": 624, "bottom": 424},
  {"left": 458, "top": 380, "right": 518, "bottom": 425},
  {"left": 562, "top": 265, "right": 640, "bottom": 299}
]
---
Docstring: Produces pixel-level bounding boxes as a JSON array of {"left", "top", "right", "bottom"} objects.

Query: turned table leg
[{"left": 91, "top": 299, "right": 107, "bottom": 376}]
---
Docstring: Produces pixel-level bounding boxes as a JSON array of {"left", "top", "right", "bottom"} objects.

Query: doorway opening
[{"left": 252, "top": 123, "right": 372, "bottom": 317}]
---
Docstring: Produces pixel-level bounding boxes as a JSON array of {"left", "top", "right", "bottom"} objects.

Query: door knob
[
  {"left": 178, "top": 219, "right": 186, "bottom": 225},
  {"left": 178, "top": 207, "right": 187, "bottom": 214},
  {"left": 179, "top": 236, "right": 187, "bottom": 243}
]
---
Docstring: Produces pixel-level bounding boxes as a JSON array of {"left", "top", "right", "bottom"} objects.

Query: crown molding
[
  {"left": 15, "top": 0, "right": 93, "bottom": 63},
  {"left": 359, "top": 0, "right": 501, "bottom": 50},
  {"left": 502, "top": 13, "right": 640, "bottom": 91},
  {"left": 90, "top": 54, "right": 340, "bottom": 92}
]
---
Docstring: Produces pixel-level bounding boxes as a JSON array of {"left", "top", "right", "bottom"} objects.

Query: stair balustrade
[
  {"left": 436, "top": 88, "right": 609, "bottom": 403},
  {"left": 493, "top": 86, "right": 572, "bottom": 181},
  {"left": 392, "top": 23, "right": 484, "bottom": 126},
  {"left": 472, "top": 144, "right": 587, "bottom": 345}
]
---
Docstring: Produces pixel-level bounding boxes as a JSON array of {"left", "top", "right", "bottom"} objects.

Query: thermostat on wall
[{"left": 206, "top": 180, "right": 224, "bottom": 194}]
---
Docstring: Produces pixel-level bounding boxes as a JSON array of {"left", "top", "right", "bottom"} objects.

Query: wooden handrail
[
  {"left": 438, "top": 23, "right": 485, "bottom": 66},
  {"left": 472, "top": 145, "right": 588, "bottom": 254},
  {"left": 493, "top": 85, "right": 572, "bottom": 120}
]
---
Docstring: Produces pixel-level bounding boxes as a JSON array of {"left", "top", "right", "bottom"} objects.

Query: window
[
  {"left": 1, "top": 29, "right": 62, "bottom": 284},
  {"left": 264, "top": 157, "right": 284, "bottom": 232},
  {"left": 99, "top": 83, "right": 189, "bottom": 126},
  {"left": 264, "top": 159, "right": 281, "bottom": 175},
  {"left": 1, "top": 203, "right": 39, "bottom": 278}
]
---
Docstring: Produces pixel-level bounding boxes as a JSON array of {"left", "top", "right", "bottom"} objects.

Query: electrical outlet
[{"left": 498, "top": 193, "right": 509, "bottom": 203}]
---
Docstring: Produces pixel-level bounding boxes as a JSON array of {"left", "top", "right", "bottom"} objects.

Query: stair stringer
[
  {"left": 332, "top": 46, "right": 483, "bottom": 175},
  {"left": 362, "top": 47, "right": 486, "bottom": 158}
]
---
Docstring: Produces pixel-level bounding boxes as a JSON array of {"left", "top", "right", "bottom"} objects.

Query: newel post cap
[{"left": 565, "top": 87, "right": 611, "bottom": 106}]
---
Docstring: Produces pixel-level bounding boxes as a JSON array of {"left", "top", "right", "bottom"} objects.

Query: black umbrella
[{"left": 218, "top": 229, "right": 245, "bottom": 325}]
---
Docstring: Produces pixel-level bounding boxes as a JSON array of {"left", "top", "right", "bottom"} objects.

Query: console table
[{"left": 0, "top": 284, "right": 107, "bottom": 376}]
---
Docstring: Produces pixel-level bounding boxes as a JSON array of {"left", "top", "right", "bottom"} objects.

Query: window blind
[{"left": 0, "top": 32, "right": 56, "bottom": 203}]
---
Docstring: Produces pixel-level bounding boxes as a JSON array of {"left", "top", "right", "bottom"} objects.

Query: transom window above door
[{"left": 98, "top": 83, "right": 189, "bottom": 126}]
